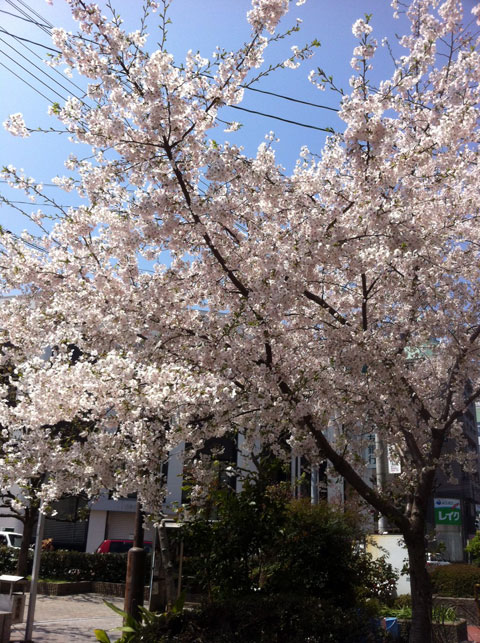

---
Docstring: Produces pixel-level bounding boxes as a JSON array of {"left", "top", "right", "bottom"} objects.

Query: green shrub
[
  {"left": 40, "top": 550, "right": 151, "bottom": 582},
  {"left": 429, "top": 563, "right": 480, "bottom": 597},
  {"left": 170, "top": 595, "right": 381, "bottom": 643},
  {"left": 181, "top": 472, "right": 397, "bottom": 608},
  {"left": 466, "top": 532, "right": 480, "bottom": 565},
  {"left": 393, "top": 594, "right": 411, "bottom": 608},
  {"left": 0, "top": 546, "right": 150, "bottom": 584},
  {"left": 379, "top": 602, "right": 457, "bottom": 623},
  {"left": 181, "top": 475, "right": 290, "bottom": 599},
  {"left": 0, "top": 546, "right": 20, "bottom": 574},
  {"left": 98, "top": 594, "right": 382, "bottom": 643}
]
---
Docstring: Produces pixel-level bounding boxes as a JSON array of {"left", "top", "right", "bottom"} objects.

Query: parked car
[
  {"left": 96, "top": 539, "right": 153, "bottom": 554},
  {"left": 0, "top": 531, "right": 23, "bottom": 549},
  {"left": 426, "top": 552, "right": 450, "bottom": 567}
]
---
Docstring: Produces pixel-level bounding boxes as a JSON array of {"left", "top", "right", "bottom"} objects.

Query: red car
[{"left": 96, "top": 539, "right": 153, "bottom": 553}]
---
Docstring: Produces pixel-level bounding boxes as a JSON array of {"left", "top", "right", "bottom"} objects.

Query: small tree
[{"left": 466, "top": 532, "right": 480, "bottom": 565}]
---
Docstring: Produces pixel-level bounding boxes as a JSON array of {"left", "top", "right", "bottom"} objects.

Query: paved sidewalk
[{"left": 10, "top": 593, "right": 124, "bottom": 642}]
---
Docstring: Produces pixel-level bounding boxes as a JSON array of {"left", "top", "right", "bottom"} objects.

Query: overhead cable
[
  {"left": 0, "top": 27, "right": 87, "bottom": 96},
  {"left": 0, "top": 46, "right": 68, "bottom": 101},
  {"left": 0, "top": 9, "right": 50, "bottom": 29},
  {"left": 229, "top": 104, "right": 334, "bottom": 133},
  {"left": 0, "top": 35, "right": 85, "bottom": 102},
  {"left": 0, "top": 28, "right": 59, "bottom": 54},
  {"left": 14, "top": 0, "right": 54, "bottom": 29},
  {"left": 5, "top": 0, "right": 51, "bottom": 36},
  {"left": 0, "top": 60, "right": 55, "bottom": 102}
]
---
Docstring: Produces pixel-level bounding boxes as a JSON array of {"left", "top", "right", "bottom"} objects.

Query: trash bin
[
  {"left": 384, "top": 617, "right": 399, "bottom": 639},
  {"left": 0, "top": 575, "right": 26, "bottom": 624}
]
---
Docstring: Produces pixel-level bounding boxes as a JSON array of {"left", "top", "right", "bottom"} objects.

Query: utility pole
[
  {"left": 375, "top": 433, "right": 388, "bottom": 533},
  {"left": 24, "top": 510, "right": 45, "bottom": 642}
]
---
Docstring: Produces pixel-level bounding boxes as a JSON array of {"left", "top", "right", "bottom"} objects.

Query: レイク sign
[{"left": 434, "top": 498, "right": 461, "bottom": 525}]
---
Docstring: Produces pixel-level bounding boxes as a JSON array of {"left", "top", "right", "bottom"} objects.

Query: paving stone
[{"left": 10, "top": 593, "right": 124, "bottom": 642}]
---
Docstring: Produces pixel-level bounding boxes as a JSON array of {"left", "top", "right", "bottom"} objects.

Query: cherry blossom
[{"left": 1, "top": 0, "right": 480, "bottom": 640}]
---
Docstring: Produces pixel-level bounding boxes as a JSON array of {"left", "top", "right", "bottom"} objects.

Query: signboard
[
  {"left": 387, "top": 445, "right": 401, "bottom": 474},
  {"left": 434, "top": 498, "right": 461, "bottom": 525}
]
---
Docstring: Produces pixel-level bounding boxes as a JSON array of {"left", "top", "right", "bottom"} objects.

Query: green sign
[{"left": 434, "top": 498, "right": 461, "bottom": 525}]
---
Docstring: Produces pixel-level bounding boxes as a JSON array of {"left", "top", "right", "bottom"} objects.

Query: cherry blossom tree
[{"left": 1, "top": 0, "right": 480, "bottom": 640}]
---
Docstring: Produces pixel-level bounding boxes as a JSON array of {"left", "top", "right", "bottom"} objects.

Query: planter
[
  {"left": 397, "top": 618, "right": 468, "bottom": 643},
  {"left": 37, "top": 581, "right": 92, "bottom": 596},
  {"left": 3, "top": 579, "right": 150, "bottom": 598},
  {"left": 92, "top": 581, "right": 149, "bottom": 600},
  {"left": 433, "top": 595, "right": 480, "bottom": 626}
]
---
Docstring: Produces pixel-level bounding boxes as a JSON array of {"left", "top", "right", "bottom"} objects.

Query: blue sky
[{"left": 0, "top": 0, "right": 420, "bottom": 237}]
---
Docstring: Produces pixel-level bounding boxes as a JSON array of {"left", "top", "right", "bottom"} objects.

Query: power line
[
  {"left": 0, "top": 227, "right": 160, "bottom": 274},
  {"left": 5, "top": 26, "right": 338, "bottom": 116},
  {"left": 0, "top": 227, "right": 47, "bottom": 253},
  {"left": 0, "top": 60, "right": 55, "bottom": 102},
  {"left": 2, "top": 3, "right": 337, "bottom": 135},
  {"left": 0, "top": 28, "right": 59, "bottom": 54},
  {"left": 5, "top": 200, "right": 73, "bottom": 208},
  {"left": 200, "top": 70, "right": 338, "bottom": 113},
  {"left": 0, "top": 47, "right": 68, "bottom": 102},
  {"left": 0, "top": 9, "right": 50, "bottom": 29},
  {"left": 2, "top": 1, "right": 339, "bottom": 123},
  {"left": 14, "top": 0, "right": 54, "bottom": 29},
  {"left": 5, "top": 1, "right": 338, "bottom": 117},
  {"left": 5, "top": 0, "right": 51, "bottom": 36},
  {"left": 244, "top": 84, "right": 338, "bottom": 112},
  {"left": 0, "top": 27, "right": 87, "bottom": 96},
  {"left": 229, "top": 104, "right": 334, "bottom": 133},
  {"left": 0, "top": 36, "right": 85, "bottom": 103},
  {"left": 0, "top": 180, "right": 67, "bottom": 187}
]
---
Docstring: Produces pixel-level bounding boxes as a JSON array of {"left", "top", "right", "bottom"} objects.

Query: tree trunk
[
  {"left": 158, "top": 521, "right": 176, "bottom": 609},
  {"left": 124, "top": 500, "right": 146, "bottom": 621},
  {"left": 16, "top": 504, "right": 37, "bottom": 577},
  {"left": 405, "top": 529, "right": 433, "bottom": 643}
]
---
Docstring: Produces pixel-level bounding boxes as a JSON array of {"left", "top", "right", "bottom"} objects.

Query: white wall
[
  {"left": 85, "top": 509, "right": 107, "bottom": 553},
  {"left": 367, "top": 534, "right": 411, "bottom": 595}
]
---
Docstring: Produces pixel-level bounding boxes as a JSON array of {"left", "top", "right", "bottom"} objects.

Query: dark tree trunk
[
  {"left": 16, "top": 504, "right": 37, "bottom": 577},
  {"left": 404, "top": 528, "right": 433, "bottom": 643},
  {"left": 158, "top": 521, "right": 176, "bottom": 608},
  {"left": 124, "top": 500, "right": 146, "bottom": 621}
]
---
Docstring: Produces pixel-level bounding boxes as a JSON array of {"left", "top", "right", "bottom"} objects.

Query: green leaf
[
  {"left": 94, "top": 629, "right": 111, "bottom": 643},
  {"left": 123, "top": 613, "right": 138, "bottom": 630},
  {"left": 103, "top": 600, "right": 128, "bottom": 619},
  {"left": 171, "top": 590, "right": 186, "bottom": 614}
]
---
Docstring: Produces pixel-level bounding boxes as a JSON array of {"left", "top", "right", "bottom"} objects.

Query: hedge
[
  {"left": 138, "top": 595, "right": 381, "bottom": 643},
  {"left": 430, "top": 564, "right": 480, "bottom": 598},
  {"left": 0, "top": 546, "right": 150, "bottom": 583}
]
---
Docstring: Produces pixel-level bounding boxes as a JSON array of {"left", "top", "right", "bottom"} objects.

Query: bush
[
  {"left": 39, "top": 550, "right": 133, "bottom": 582},
  {"left": 99, "top": 594, "right": 383, "bottom": 643},
  {"left": 429, "top": 563, "right": 480, "bottom": 597},
  {"left": 0, "top": 546, "right": 149, "bottom": 583},
  {"left": 181, "top": 474, "right": 290, "bottom": 599},
  {"left": 466, "top": 531, "right": 480, "bottom": 565},
  {"left": 181, "top": 471, "right": 397, "bottom": 607},
  {"left": 168, "top": 595, "right": 382, "bottom": 643},
  {"left": 0, "top": 546, "right": 19, "bottom": 574}
]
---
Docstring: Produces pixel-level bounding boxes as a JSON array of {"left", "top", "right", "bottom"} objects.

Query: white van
[{"left": 0, "top": 531, "right": 23, "bottom": 549}]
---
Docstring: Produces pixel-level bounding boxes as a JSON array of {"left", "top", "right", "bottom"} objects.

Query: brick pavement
[{"left": 9, "top": 593, "right": 124, "bottom": 642}]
